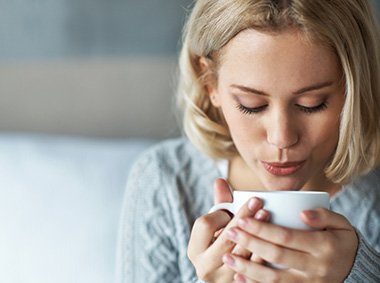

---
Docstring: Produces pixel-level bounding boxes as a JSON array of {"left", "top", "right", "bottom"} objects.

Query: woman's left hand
[{"left": 222, "top": 208, "right": 358, "bottom": 283}]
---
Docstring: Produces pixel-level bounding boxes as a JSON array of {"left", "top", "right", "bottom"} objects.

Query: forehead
[{"left": 217, "top": 28, "right": 341, "bottom": 88}]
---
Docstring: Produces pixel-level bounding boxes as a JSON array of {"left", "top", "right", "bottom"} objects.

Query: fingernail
[
  {"left": 223, "top": 254, "right": 235, "bottom": 266},
  {"left": 227, "top": 228, "right": 238, "bottom": 240},
  {"left": 303, "top": 210, "right": 318, "bottom": 220},
  {"left": 238, "top": 218, "right": 247, "bottom": 227},
  {"left": 234, "top": 273, "right": 246, "bottom": 283},
  {"left": 255, "top": 209, "right": 267, "bottom": 220},
  {"left": 248, "top": 197, "right": 260, "bottom": 211}
]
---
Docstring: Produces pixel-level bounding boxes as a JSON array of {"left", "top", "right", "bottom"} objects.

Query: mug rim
[{"left": 233, "top": 190, "right": 329, "bottom": 195}]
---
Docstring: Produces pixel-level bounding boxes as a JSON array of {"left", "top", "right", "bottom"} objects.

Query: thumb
[
  {"left": 301, "top": 208, "right": 352, "bottom": 230},
  {"left": 213, "top": 178, "right": 233, "bottom": 204}
]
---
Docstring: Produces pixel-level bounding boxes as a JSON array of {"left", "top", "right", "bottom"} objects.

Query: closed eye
[
  {"left": 296, "top": 102, "right": 328, "bottom": 113},
  {"left": 236, "top": 103, "right": 267, "bottom": 115},
  {"left": 236, "top": 102, "right": 328, "bottom": 115}
]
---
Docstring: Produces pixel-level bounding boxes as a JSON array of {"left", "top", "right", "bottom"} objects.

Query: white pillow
[{"left": 0, "top": 134, "right": 156, "bottom": 283}]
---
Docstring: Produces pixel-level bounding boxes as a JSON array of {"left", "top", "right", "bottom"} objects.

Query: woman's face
[{"left": 209, "top": 28, "right": 345, "bottom": 191}]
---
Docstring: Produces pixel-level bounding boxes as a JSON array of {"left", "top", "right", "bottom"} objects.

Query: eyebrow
[
  {"left": 293, "top": 81, "right": 334, "bottom": 95},
  {"left": 230, "top": 81, "right": 334, "bottom": 96}
]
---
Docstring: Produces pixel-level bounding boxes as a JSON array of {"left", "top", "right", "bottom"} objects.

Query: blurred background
[
  {"left": 0, "top": 0, "right": 378, "bottom": 139},
  {"left": 0, "top": 1, "right": 192, "bottom": 283},
  {"left": 0, "top": 0, "right": 193, "bottom": 139}
]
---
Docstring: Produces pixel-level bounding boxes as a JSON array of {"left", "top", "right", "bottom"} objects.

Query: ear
[{"left": 199, "top": 57, "right": 221, "bottom": 107}]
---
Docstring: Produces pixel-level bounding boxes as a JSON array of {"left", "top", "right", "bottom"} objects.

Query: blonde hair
[{"left": 177, "top": 0, "right": 380, "bottom": 184}]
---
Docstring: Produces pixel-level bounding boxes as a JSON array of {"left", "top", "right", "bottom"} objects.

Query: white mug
[
  {"left": 209, "top": 190, "right": 330, "bottom": 230},
  {"left": 209, "top": 190, "right": 330, "bottom": 269}
]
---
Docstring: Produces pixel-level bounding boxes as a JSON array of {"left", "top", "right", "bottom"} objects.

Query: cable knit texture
[{"left": 116, "top": 138, "right": 380, "bottom": 283}]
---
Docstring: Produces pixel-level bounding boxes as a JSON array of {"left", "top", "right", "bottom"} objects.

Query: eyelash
[
  {"left": 236, "top": 102, "right": 328, "bottom": 115},
  {"left": 296, "top": 103, "right": 328, "bottom": 114}
]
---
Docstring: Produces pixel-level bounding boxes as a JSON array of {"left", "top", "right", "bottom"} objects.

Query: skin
[
  {"left": 188, "top": 28, "right": 358, "bottom": 283},
  {"left": 211, "top": 28, "right": 344, "bottom": 192}
]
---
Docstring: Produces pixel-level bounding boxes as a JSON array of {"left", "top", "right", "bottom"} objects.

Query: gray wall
[
  {"left": 0, "top": 0, "right": 192, "bottom": 138},
  {"left": 0, "top": 0, "right": 191, "bottom": 61},
  {"left": 375, "top": 0, "right": 380, "bottom": 18},
  {"left": 0, "top": 1, "right": 378, "bottom": 139}
]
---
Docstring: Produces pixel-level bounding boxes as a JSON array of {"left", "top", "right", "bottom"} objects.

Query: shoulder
[
  {"left": 349, "top": 165, "right": 380, "bottom": 202},
  {"left": 142, "top": 137, "right": 201, "bottom": 164},
  {"left": 332, "top": 165, "right": 380, "bottom": 250},
  {"left": 133, "top": 137, "right": 216, "bottom": 179},
  {"left": 127, "top": 137, "right": 219, "bottom": 213},
  {"left": 119, "top": 138, "right": 215, "bottom": 282},
  {"left": 333, "top": 165, "right": 380, "bottom": 205}
]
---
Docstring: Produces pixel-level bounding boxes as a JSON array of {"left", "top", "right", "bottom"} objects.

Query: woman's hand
[
  {"left": 188, "top": 179, "right": 269, "bottom": 283},
  {"left": 223, "top": 208, "right": 358, "bottom": 283}
]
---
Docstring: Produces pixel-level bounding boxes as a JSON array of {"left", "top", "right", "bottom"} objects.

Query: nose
[{"left": 266, "top": 110, "right": 299, "bottom": 149}]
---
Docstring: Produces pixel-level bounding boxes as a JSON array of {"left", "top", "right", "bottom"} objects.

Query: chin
[{"left": 261, "top": 176, "right": 306, "bottom": 191}]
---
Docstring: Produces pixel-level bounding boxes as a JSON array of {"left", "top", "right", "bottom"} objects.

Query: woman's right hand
[{"left": 187, "top": 179, "right": 269, "bottom": 283}]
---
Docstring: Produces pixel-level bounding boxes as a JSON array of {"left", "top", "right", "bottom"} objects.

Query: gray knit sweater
[{"left": 116, "top": 138, "right": 380, "bottom": 283}]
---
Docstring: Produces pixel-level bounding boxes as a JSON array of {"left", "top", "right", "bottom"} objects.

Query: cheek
[
  {"left": 222, "top": 107, "right": 263, "bottom": 147},
  {"left": 307, "top": 114, "right": 341, "bottom": 156}
]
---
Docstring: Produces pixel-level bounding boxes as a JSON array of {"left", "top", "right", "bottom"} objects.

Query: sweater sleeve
[
  {"left": 344, "top": 229, "right": 380, "bottom": 283},
  {"left": 192, "top": 279, "right": 206, "bottom": 283},
  {"left": 115, "top": 150, "right": 181, "bottom": 283}
]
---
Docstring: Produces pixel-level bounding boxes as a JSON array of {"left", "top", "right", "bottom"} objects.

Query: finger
[
  {"left": 204, "top": 197, "right": 263, "bottom": 262},
  {"left": 214, "top": 204, "right": 268, "bottom": 243},
  {"left": 250, "top": 253, "right": 265, "bottom": 264},
  {"left": 234, "top": 273, "right": 260, "bottom": 283},
  {"left": 230, "top": 209, "right": 271, "bottom": 261},
  {"left": 188, "top": 210, "right": 232, "bottom": 259},
  {"left": 223, "top": 254, "right": 299, "bottom": 283},
  {"left": 236, "top": 217, "right": 315, "bottom": 253},
  {"left": 214, "top": 178, "right": 233, "bottom": 204},
  {"left": 301, "top": 208, "right": 353, "bottom": 230},
  {"left": 231, "top": 208, "right": 270, "bottom": 260},
  {"left": 226, "top": 254, "right": 306, "bottom": 283},
  {"left": 227, "top": 227, "right": 312, "bottom": 271},
  {"left": 231, "top": 244, "right": 252, "bottom": 259},
  {"left": 253, "top": 208, "right": 271, "bottom": 222}
]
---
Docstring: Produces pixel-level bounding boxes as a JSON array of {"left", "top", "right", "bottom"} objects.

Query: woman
[{"left": 116, "top": 0, "right": 380, "bottom": 282}]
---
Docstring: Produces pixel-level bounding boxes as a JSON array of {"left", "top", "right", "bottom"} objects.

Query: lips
[{"left": 262, "top": 160, "right": 305, "bottom": 176}]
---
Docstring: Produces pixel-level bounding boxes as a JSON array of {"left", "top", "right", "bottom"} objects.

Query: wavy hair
[{"left": 177, "top": 0, "right": 380, "bottom": 184}]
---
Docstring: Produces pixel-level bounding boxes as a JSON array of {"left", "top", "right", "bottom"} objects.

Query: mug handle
[{"left": 208, "top": 202, "right": 235, "bottom": 214}]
